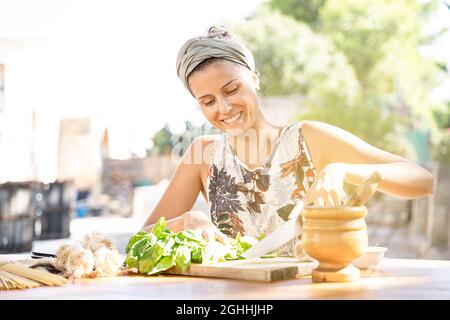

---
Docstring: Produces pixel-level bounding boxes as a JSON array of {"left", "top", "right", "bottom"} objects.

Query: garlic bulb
[
  {"left": 82, "top": 232, "right": 116, "bottom": 252},
  {"left": 93, "top": 247, "right": 123, "bottom": 276},
  {"left": 55, "top": 242, "right": 94, "bottom": 279},
  {"left": 55, "top": 243, "right": 73, "bottom": 271},
  {"left": 54, "top": 233, "right": 121, "bottom": 279},
  {"left": 65, "top": 248, "right": 95, "bottom": 279}
]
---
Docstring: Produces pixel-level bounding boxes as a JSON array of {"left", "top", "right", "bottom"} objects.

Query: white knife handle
[
  {"left": 290, "top": 201, "right": 304, "bottom": 239},
  {"left": 288, "top": 200, "right": 304, "bottom": 220}
]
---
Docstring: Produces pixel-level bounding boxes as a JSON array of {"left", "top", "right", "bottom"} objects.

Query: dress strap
[
  {"left": 297, "top": 121, "right": 318, "bottom": 176},
  {"left": 224, "top": 126, "right": 289, "bottom": 172}
]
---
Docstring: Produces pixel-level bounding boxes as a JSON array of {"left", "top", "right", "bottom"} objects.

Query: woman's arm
[
  {"left": 302, "top": 120, "right": 434, "bottom": 201},
  {"left": 142, "top": 136, "right": 205, "bottom": 228},
  {"left": 142, "top": 214, "right": 185, "bottom": 233},
  {"left": 141, "top": 136, "right": 229, "bottom": 243}
]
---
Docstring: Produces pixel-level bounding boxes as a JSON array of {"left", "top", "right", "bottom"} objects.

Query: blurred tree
[
  {"left": 268, "top": 0, "right": 327, "bottom": 29},
  {"left": 232, "top": 7, "right": 358, "bottom": 99},
  {"left": 149, "top": 121, "right": 220, "bottom": 158},
  {"left": 233, "top": 0, "right": 448, "bottom": 156},
  {"left": 150, "top": 124, "right": 174, "bottom": 156},
  {"left": 432, "top": 103, "right": 450, "bottom": 164},
  {"left": 232, "top": 6, "right": 400, "bottom": 153},
  {"left": 319, "top": 0, "right": 444, "bottom": 120},
  {"left": 433, "top": 103, "right": 450, "bottom": 130},
  {"left": 172, "top": 121, "right": 218, "bottom": 157}
]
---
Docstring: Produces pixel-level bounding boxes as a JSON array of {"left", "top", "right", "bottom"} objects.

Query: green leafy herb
[
  {"left": 257, "top": 232, "right": 266, "bottom": 241},
  {"left": 174, "top": 245, "right": 191, "bottom": 271},
  {"left": 125, "top": 231, "right": 148, "bottom": 254},
  {"left": 151, "top": 217, "right": 169, "bottom": 238},
  {"left": 139, "top": 242, "right": 164, "bottom": 274},
  {"left": 148, "top": 256, "right": 175, "bottom": 275},
  {"left": 124, "top": 217, "right": 259, "bottom": 275}
]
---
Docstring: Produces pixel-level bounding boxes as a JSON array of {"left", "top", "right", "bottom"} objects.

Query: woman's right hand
[
  {"left": 182, "top": 211, "right": 230, "bottom": 245},
  {"left": 303, "top": 163, "right": 347, "bottom": 207}
]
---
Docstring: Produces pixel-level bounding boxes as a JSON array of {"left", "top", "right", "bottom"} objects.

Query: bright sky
[
  {"left": 0, "top": 0, "right": 449, "bottom": 181},
  {"left": 0, "top": 0, "right": 262, "bottom": 129},
  {"left": 0, "top": 0, "right": 263, "bottom": 167},
  {"left": 419, "top": 0, "right": 450, "bottom": 101}
]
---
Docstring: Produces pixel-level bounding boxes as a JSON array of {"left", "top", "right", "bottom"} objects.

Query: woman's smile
[{"left": 221, "top": 111, "right": 243, "bottom": 126}]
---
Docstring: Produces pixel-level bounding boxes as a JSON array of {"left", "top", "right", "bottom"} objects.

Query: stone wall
[
  {"left": 388, "top": 165, "right": 450, "bottom": 259},
  {"left": 0, "top": 64, "right": 4, "bottom": 112},
  {"left": 101, "top": 154, "right": 180, "bottom": 207},
  {"left": 408, "top": 163, "right": 450, "bottom": 258},
  {"left": 365, "top": 163, "right": 450, "bottom": 259}
]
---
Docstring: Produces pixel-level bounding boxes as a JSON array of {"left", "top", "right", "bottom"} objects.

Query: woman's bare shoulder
[
  {"left": 192, "top": 134, "right": 218, "bottom": 154},
  {"left": 185, "top": 134, "right": 219, "bottom": 166},
  {"left": 301, "top": 120, "right": 339, "bottom": 135},
  {"left": 301, "top": 120, "right": 356, "bottom": 144},
  {"left": 194, "top": 134, "right": 218, "bottom": 145},
  {"left": 299, "top": 120, "right": 348, "bottom": 171},
  {"left": 300, "top": 120, "right": 404, "bottom": 165}
]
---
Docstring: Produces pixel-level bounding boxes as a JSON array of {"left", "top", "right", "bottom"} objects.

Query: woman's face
[{"left": 188, "top": 59, "right": 260, "bottom": 133}]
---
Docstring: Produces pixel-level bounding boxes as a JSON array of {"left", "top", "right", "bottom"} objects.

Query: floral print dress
[{"left": 205, "top": 122, "right": 317, "bottom": 256}]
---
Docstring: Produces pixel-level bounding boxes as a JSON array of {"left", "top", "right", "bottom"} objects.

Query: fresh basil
[{"left": 124, "top": 217, "right": 258, "bottom": 275}]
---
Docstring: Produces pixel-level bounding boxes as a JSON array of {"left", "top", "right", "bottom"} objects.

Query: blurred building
[
  {"left": 57, "top": 118, "right": 102, "bottom": 191},
  {"left": 0, "top": 64, "right": 4, "bottom": 111}
]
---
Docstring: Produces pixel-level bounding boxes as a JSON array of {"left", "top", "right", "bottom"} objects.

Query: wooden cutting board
[{"left": 164, "top": 257, "right": 317, "bottom": 282}]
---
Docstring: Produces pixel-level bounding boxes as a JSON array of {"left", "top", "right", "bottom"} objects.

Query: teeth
[{"left": 223, "top": 112, "right": 242, "bottom": 124}]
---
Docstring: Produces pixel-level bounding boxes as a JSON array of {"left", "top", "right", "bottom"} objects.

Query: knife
[{"left": 242, "top": 200, "right": 304, "bottom": 259}]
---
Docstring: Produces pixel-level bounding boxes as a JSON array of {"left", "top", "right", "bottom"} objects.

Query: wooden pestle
[{"left": 345, "top": 172, "right": 382, "bottom": 206}]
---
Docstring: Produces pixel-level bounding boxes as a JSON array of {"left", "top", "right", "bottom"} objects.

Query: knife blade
[{"left": 242, "top": 201, "right": 304, "bottom": 259}]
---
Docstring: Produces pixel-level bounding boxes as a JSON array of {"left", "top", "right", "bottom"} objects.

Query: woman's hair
[
  {"left": 203, "top": 26, "right": 235, "bottom": 40},
  {"left": 189, "top": 26, "right": 238, "bottom": 76},
  {"left": 176, "top": 25, "right": 256, "bottom": 95}
]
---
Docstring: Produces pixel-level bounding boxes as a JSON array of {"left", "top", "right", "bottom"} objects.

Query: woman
[{"left": 142, "top": 27, "right": 434, "bottom": 255}]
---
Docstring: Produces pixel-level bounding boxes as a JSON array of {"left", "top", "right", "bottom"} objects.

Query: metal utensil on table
[
  {"left": 31, "top": 251, "right": 57, "bottom": 259},
  {"left": 242, "top": 200, "right": 305, "bottom": 259}
]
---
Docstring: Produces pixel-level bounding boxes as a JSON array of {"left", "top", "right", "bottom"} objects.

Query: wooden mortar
[{"left": 300, "top": 206, "right": 368, "bottom": 283}]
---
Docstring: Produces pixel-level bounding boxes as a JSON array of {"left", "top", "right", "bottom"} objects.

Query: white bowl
[{"left": 352, "top": 246, "right": 387, "bottom": 269}]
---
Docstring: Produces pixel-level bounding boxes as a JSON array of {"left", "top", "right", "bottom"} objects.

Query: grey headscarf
[{"left": 176, "top": 37, "right": 256, "bottom": 96}]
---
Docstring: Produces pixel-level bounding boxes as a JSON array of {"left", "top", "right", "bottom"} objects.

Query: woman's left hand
[{"left": 304, "top": 163, "right": 347, "bottom": 207}]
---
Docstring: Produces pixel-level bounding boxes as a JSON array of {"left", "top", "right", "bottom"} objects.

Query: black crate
[
  {"left": 33, "top": 181, "right": 75, "bottom": 240},
  {"left": 42, "top": 181, "right": 76, "bottom": 211},
  {"left": 0, "top": 182, "right": 35, "bottom": 253},
  {"left": 0, "top": 216, "right": 34, "bottom": 253},
  {"left": 34, "top": 207, "right": 72, "bottom": 240}
]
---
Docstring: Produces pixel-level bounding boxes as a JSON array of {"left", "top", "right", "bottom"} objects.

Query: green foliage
[
  {"left": 232, "top": 0, "right": 448, "bottom": 157},
  {"left": 433, "top": 103, "right": 450, "bottom": 130},
  {"left": 232, "top": 7, "right": 358, "bottom": 101},
  {"left": 149, "top": 121, "right": 218, "bottom": 157},
  {"left": 431, "top": 103, "right": 450, "bottom": 163},
  {"left": 269, "top": 0, "right": 327, "bottom": 29},
  {"left": 150, "top": 124, "right": 174, "bottom": 155},
  {"left": 232, "top": 6, "right": 399, "bottom": 153},
  {"left": 124, "top": 217, "right": 258, "bottom": 275},
  {"left": 172, "top": 121, "right": 218, "bottom": 157},
  {"left": 301, "top": 95, "right": 404, "bottom": 154},
  {"left": 318, "top": 0, "right": 447, "bottom": 155},
  {"left": 319, "top": 0, "right": 444, "bottom": 114},
  {"left": 433, "top": 133, "right": 450, "bottom": 164}
]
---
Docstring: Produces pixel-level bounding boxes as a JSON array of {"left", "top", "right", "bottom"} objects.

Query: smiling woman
[{"left": 142, "top": 26, "right": 434, "bottom": 256}]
